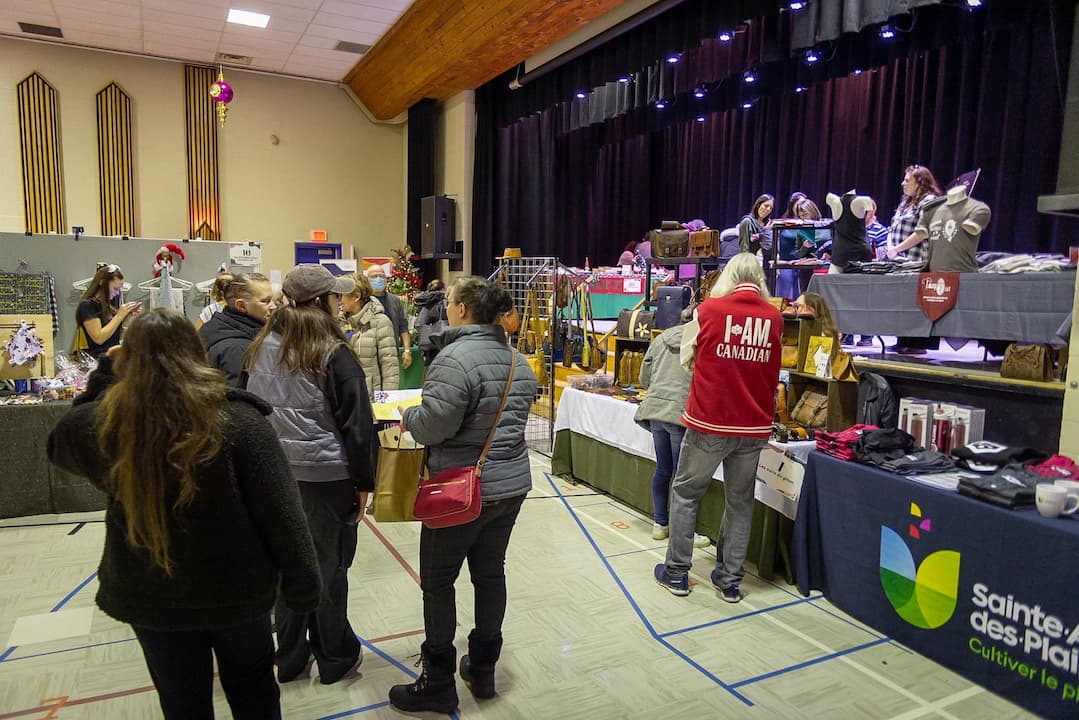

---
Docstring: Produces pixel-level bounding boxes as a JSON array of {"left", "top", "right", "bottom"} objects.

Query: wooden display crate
[{"left": 787, "top": 370, "right": 858, "bottom": 432}]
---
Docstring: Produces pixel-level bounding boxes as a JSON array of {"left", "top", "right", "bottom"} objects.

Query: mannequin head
[{"left": 946, "top": 185, "right": 968, "bottom": 204}]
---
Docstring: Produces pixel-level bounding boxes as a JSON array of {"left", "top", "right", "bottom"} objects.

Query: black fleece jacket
[
  {"left": 198, "top": 306, "right": 265, "bottom": 388},
  {"left": 48, "top": 363, "right": 321, "bottom": 631}
]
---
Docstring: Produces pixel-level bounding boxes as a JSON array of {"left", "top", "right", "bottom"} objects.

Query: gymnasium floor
[{"left": 0, "top": 454, "right": 1034, "bottom": 719}]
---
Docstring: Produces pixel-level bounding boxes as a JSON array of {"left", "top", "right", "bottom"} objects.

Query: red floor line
[
  {"left": 367, "top": 628, "right": 425, "bottom": 644},
  {"left": 0, "top": 684, "right": 157, "bottom": 719},
  {"left": 361, "top": 516, "right": 421, "bottom": 585}
]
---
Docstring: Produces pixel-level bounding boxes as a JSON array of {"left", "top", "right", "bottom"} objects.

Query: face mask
[
  {"left": 109, "top": 287, "right": 122, "bottom": 300},
  {"left": 370, "top": 277, "right": 386, "bottom": 292}
]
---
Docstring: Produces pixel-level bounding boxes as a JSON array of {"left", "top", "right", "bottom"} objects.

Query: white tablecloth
[{"left": 554, "top": 387, "right": 814, "bottom": 518}]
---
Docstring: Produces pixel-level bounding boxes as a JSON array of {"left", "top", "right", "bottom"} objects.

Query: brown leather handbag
[
  {"left": 1000, "top": 344, "right": 1054, "bottom": 382},
  {"left": 689, "top": 229, "right": 720, "bottom": 257},
  {"left": 649, "top": 229, "right": 690, "bottom": 258},
  {"left": 791, "top": 390, "right": 829, "bottom": 428}
]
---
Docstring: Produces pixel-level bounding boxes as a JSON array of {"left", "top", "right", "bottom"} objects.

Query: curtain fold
[{"left": 472, "top": 0, "right": 1071, "bottom": 275}]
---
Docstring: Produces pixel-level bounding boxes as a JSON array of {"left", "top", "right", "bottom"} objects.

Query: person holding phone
[{"left": 76, "top": 263, "right": 141, "bottom": 358}]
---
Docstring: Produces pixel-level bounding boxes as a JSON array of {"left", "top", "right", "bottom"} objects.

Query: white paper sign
[
  {"left": 229, "top": 243, "right": 262, "bottom": 268},
  {"left": 622, "top": 277, "right": 643, "bottom": 294}
]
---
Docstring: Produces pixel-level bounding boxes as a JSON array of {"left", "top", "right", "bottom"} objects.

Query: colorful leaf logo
[{"left": 879, "top": 504, "right": 961, "bottom": 630}]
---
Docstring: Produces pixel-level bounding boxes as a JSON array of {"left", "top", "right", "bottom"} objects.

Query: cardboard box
[
  {"left": 899, "top": 397, "right": 935, "bottom": 448},
  {"left": 935, "top": 403, "right": 986, "bottom": 447}
]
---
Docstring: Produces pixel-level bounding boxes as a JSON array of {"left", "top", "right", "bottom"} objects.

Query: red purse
[{"left": 412, "top": 349, "right": 518, "bottom": 529}]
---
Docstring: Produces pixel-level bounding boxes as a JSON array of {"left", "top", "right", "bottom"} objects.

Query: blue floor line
[
  {"left": 0, "top": 637, "right": 136, "bottom": 663},
  {"left": 0, "top": 570, "right": 100, "bottom": 664},
  {"left": 604, "top": 545, "right": 669, "bottom": 559},
  {"left": 50, "top": 571, "right": 98, "bottom": 612},
  {"left": 659, "top": 595, "right": 822, "bottom": 639},
  {"left": 315, "top": 700, "right": 393, "bottom": 719},
  {"left": 544, "top": 473, "right": 753, "bottom": 708},
  {"left": 729, "top": 637, "right": 891, "bottom": 688}
]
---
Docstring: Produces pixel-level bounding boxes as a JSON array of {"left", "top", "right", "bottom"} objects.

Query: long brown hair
[
  {"left": 898, "top": 164, "right": 943, "bottom": 212},
  {"left": 81, "top": 263, "right": 124, "bottom": 323},
  {"left": 246, "top": 299, "right": 353, "bottom": 375},
  {"left": 96, "top": 308, "right": 228, "bottom": 576}
]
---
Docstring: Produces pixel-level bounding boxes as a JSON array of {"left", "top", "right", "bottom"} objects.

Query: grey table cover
[
  {"left": 0, "top": 401, "right": 106, "bottom": 519},
  {"left": 807, "top": 272, "right": 1076, "bottom": 344}
]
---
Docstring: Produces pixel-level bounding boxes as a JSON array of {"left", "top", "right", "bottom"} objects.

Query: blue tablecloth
[{"left": 793, "top": 452, "right": 1079, "bottom": 719}]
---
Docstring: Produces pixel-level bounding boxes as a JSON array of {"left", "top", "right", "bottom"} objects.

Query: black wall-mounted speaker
[{"left": 420, "top": 195, "right": 456, "bottom": 257}]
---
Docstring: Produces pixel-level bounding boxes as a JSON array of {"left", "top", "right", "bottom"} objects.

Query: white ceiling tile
[
  {"left": 219, "top": 35, "right": 295, "bottom": 55},
  {"left": 144, "top": 33, "right": 221, "bottom": 52},
  {"left": 55, "top": 15, "right": 143, "bottom": 33},
  {"left": 142, "top": 9, "right": 225, "bottom": 32},
  {"left": 318, "top": 0, "right": 401, "bottom": 24},
  {"left": 310, "top": 12, "right": 386, "bottom": 35},
  {"left": 345, "top": 0, "right": 411, "bottom": 11},
  {"left": 264, "top": 17, "right": 309, "bottom": 33},
  {"left": 220, "top": 25, "right": 300, "bottom": 44},
  {"left": 295, "top": 34, "right": 336, "bottom": 50},
  {"left": 52, "top": 0, "right": 141, "bottom": 14},
  {"left": 303, "top": 24, "right": 379, "bottom": 44},
  {"left": 62, "top": 31, "right": 143, "bottom": 51},
  {"left": 140, "top": 1, "right": 230, "bottom": 22}
]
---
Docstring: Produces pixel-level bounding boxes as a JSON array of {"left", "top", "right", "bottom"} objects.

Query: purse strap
[{"left": 476, "top": 348, "right": 518, "bottom": 478}]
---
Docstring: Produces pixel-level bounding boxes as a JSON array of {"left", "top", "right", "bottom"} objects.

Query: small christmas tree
[{"left": 387, "top": 244, "right": 423, "bottom": 312}]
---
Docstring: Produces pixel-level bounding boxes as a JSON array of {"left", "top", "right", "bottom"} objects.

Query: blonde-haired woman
[
  {"left": 342, "top": 272, "right": 399, "bottom": 396},
  {"left": 48, "top": 308, "right": 320, "bottom": 719}
]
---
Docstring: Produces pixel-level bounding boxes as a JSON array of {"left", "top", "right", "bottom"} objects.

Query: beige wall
[
  {"left": 1059, "top": 280, "right": 1079, "bottom": 456},
  {"left": 0, "top": 37, "right": 405, "bottom": 278},
  {"left": 437, "top": 91, "right": 475, "bottom": 277}
]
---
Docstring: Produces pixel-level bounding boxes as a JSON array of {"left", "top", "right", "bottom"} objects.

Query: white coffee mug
[
  {"left": 1036, "top": 484, "right": 1079, "bottom": 518},
  {"left": 1054, "top": 479, "right": 1079, "bottom": 503}
]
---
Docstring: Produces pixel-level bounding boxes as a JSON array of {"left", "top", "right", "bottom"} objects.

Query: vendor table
[
  {"left": 792, "top": 452, "right": 1079, "bottom": 719},
  {"left": 0, "top": 402, "right": 106, "bottom": 519},
  {"left": 552, "top": 387, "right": 813, "bottom": 582},
  {"left": 807, "top": 271, "right": 1075, "bottom": 343},
  {"left": 588, "top": 273, "right": 664, "bottom": 319}
]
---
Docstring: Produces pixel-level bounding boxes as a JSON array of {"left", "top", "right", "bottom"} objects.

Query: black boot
[
  {"left": 388, "top": 644, "right": 458, "bottom": 714},
  {"left": 459, "top": 631, "right": 502, "bottom": 699}
]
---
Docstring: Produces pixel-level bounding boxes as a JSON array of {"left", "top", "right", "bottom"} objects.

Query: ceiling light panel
[{"left": 227, "top": 9, "right": 271, "bottom": 28}]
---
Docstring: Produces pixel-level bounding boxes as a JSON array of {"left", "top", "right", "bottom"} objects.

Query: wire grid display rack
[{"left": 490, "top": 256, "right": 558, "bottom": 455}]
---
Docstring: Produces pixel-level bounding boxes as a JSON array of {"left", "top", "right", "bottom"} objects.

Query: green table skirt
[{"left": 551, "top": 429, "right": 793, "bottom": 583}]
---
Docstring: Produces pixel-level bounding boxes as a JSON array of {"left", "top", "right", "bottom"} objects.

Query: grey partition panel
[{"left": 0, "top": 232, "right": 235, "bottom": 354}]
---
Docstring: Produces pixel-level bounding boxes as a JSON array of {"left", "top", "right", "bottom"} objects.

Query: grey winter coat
[
  {"left": 634, "top": 324, "right": 691, "bottom": 431},
  {"left": 347, "top": 301, "right": 399, "bottom": 395},
  {"left": 403, "top": 324, "right": 537, "bottom": 501}
]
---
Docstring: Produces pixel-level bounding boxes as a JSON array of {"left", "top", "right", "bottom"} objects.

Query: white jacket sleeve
[{"left": 680, "top": 310, "right": 700, "bottom": 371}]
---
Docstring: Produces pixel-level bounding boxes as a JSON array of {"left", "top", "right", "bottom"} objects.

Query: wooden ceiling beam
[{"left": 345, "top": 0, "right": 629, "bottom": 120}]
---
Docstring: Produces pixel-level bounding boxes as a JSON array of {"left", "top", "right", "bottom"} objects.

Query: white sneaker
[
  {"left": 652, "top": 523, "right": 669, "bottom": 540},
  {"left": 693, "top": 534, "right": 712, "bottom": 549}
]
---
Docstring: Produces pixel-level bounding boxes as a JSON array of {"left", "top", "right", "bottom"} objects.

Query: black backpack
[{"left": 857, "top": 372, "right": 898, "bottom": 428}]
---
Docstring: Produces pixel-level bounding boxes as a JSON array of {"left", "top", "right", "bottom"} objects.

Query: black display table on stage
[
  {"left": 807, "top": 272, "right": 1075, "bottom": 343},
  {"left": 792, "top": 452, "right": 1079, "bottom": 718},
  {"left": 0, "top": 402, "right": 106, "bottom": 519}
]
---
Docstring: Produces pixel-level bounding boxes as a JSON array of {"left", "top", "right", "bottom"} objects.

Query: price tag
[{"left": 622, "top": 278, "right": 643, "bottom": 294}]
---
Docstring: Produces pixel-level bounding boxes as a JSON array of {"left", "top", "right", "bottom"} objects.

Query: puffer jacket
[
  {"left": 247, "top": 333, "right": 375, "bottom": 489},
  {"left": 634, "top": 324, "right": 691, "bottom": 431},
  {"left": 403, "top": 324, "right": 537, "bottom": 501},
  {"left": 198, "top": 306, "right": 264, "bottom": 388},
  {"left": 348, "top": 301, "right": 398, "bottom": 395}
]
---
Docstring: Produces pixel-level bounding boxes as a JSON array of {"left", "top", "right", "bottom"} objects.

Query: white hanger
[
  {"left": 196, "top": 263, "right": 230, "bottom": 294},
  {"left": 139, "top": 275, "right": 194, "bottom": 290},
  {"left": 72, "top": 263, "right": 133, "bottom": 292}
]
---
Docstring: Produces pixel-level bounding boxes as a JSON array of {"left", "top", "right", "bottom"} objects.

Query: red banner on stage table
[{"left": 916, "top": 272, "right": 960, "bottom": 321}]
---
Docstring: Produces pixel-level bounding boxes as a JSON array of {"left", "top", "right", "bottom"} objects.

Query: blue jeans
[{"left": 650, "top": 421, "right": 686, "bottom": 527}]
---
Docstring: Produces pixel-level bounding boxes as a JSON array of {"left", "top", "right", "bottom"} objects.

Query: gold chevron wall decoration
[
  {"left": 17, "top": 72, "right": 66, "bottom": 234},
  {"left": 96, "top": 82, "right": 137, "bottom": 236},
  {"left": 184, "top": 65, "right": 220, "bottom": 241}
]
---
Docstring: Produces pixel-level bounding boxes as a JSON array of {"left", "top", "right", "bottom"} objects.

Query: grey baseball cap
[{"left": 282, "top": 264, "right": 356, "bottom": 304}]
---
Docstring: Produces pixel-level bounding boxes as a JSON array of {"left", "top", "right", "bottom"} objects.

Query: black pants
[
  {"left": 275, "top": 479, "right": 361, "bottom": 682},
  {"left": 133, "top": 614, "right": 279, "bottom": 720},
  {"left": 420, "top": 494, "right": 526, "bottom": 651}
]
